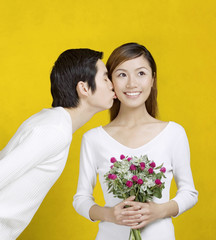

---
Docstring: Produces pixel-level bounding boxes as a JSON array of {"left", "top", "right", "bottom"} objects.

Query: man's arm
[{"left": 0, "top": 126, "right": 68, "bottom": 190}]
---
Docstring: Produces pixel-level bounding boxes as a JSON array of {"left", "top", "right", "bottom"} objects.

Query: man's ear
[{"left": 76, "top": 81, "right": 90, "bottom": 97}]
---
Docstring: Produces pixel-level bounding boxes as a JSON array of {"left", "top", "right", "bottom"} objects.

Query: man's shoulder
[
  {"left": 20, "top": 108, "right": 72, "bottom": 141},
  {"left": 25, "top": 107, "right": 71, "bottom": 127}
]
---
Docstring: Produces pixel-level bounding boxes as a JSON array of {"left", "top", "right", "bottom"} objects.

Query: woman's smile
[{"left": 124, "top": 91, "right": 142, "bottom": 98}]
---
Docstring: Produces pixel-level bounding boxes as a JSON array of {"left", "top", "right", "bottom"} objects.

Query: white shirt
[
  {"left": 0, "top": 107, "right": 72, "bottom": 240},
  {"left": 73, "top": 121, "right": 198, "bottom": 240}
]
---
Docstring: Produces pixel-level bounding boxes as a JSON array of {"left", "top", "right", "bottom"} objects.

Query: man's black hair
[{"left": 50, "top": 48, "right": 103, "bottom": 108}]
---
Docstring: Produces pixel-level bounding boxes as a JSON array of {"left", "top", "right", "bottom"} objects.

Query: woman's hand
[
  {"left": 90, "top": 198, "right": 178, "bottom": 228},
  {"left": 127, "top": 202, "right": 164, "bottom": 229},
  {"left": 121, "top": 200, "right": 178, "bottom": 229},
  {"left": 90, "top": 196, "right": 139, "bottom": 225},
  {"left": 103, "top": 196, "right": 143, "bottom": 226}
]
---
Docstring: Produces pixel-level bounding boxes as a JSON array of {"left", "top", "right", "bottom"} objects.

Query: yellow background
[{"left": 0, "top": 0, "right": 215, "bottom": 239}]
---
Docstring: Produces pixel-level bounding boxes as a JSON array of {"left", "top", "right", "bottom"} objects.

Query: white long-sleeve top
[
  {"left": 0, "top": 107, "right": 72, "bottom": 240},
  {"left": 73, "top": 121, "right": 198, "bottom": 240}
]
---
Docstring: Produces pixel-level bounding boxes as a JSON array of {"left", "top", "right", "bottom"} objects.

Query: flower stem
[{"left": 129, "top": 229, "right": 142, "bottom": 240}]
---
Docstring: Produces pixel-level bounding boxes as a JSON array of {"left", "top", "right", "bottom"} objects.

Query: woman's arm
[
  {"left": 125, "top": 127, "right": 198, "bottom": 229},
  {"left": 73, "top": 135, "right": 98, "bottom": 220},
  {"left": 171, "top": 129, "right": 198, "bottom": 216},
  {"left": 73, "top": 134, "right": 142, "bottom": 226}
]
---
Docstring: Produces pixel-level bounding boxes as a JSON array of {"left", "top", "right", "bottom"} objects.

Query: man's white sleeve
[{"left": 0, "top": 126, "right": 68, "bottom": 190}]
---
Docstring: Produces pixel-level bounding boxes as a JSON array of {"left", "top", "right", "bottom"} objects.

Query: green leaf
[
  {"left": 118, "top": 196, "right": 124, "bottom": 199},
  {"left": 142, "top": 195, "right": 146, "bottom": 202},
  {"left": 162, "top": 173, "right": 166, "bottom": 178},
  {"left": 156, "top": 173, "right": 162, "bottom": 179},
  {"left": 130, "top": 189, "right": 135, "bottom": 196},
  {"left": 147, "top": 188, "right": 153, "bottom": 194},
  {"left": 153, "top": 188, "right": 162, "bottom": 198},
  {"left": 155, "top": 163, "right": 163, "bottom": 170}
]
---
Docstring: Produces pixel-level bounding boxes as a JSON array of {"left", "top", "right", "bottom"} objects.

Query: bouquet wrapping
[{"left": 104, "top": 155, "right": 166, "bottom": 240}]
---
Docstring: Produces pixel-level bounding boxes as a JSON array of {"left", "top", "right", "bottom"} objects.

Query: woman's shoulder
[
  {"left": 83, "top": 126, "right": 102, "bottom": 140},
  {"left": 167, "top": 121, "right": 188, "bottom": 138},
  {"left": 169, "top": 121, "right": 186, "bottom": 131}
]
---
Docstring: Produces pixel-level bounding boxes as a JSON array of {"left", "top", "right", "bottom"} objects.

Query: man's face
[{"left": 88, "top": 59, "right": 115, "bottom": 112}]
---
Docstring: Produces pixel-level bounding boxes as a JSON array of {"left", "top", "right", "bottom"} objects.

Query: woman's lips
[{"left": 124, "top": 91, "right": 141, "bottom": 97}]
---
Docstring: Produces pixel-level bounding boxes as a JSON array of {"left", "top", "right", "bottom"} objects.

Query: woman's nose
[{"left": 126, "top": 76, "right": 137, "bottom": 88}]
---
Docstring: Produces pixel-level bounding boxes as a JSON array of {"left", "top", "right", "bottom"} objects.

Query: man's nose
[{"left": 108, "top": 78, "right": 113, "bottom": 90}]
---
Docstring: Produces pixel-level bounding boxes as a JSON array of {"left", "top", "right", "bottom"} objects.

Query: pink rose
[
  {"left": 127, "top": 157, "right": 132, "bottom": 161},
  {"left": 132, "top": 175, "right": 138, "bottom": 182},
  {"left": 108, "top": 174, "right": 117, "bottom": 180},
  {"left": 155, "top": 179, "right": 162, "bottom": 185},
  {"left": 150, "top": 162, "right": 156, "bottom": 168},
  {"left": 148, "top": 168, "right": 154, "bottom": 174},
  {"left": 140, "top": 162, "right": 145, "bottom": 170},
  {"left": 140, "top": 162, "right": 145, "bottom": 167},
  {"left": 110, "top": 165, "right": 114, "bottom": 169},
  {"left": 126, "top": 181, "right": 133, "bottom": 188},
  {"left": 137, "top": 179, "right": 143, "bottom": 185},
  {"left": 120, "top": 154, "right": 125, "bottom": 160},
  {"left": 160, "top": 167, "right": 166, "bottom": 173},
  {"left": 111, "top": 174, "right": 117, "bottom": 180},
  {"left": 110, "top": 157, "right": 117, "bottom": 163},
  {"left": 130, "top": 164, "right": 136, "bottom": 171},
  {"left": 108, "top": 174, "right": 113, "bottom": 179}
]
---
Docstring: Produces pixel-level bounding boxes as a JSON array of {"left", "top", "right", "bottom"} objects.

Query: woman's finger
[
  {"left": 131, "top": 221, "right": 147, "bottom": 229},
  {"left": 121, "top": 210, "right": 140, "bottom": 216},
  {"left": 126, "top": 222, "right": 139, "bottom": 227},
  {"left": 123, "top": 205, "right": 142, "bottom": 211},
  {"left": 118, "top": 196, "right": 136, "bottom": 208},
  {"left": 125, "top": 196, "right": 136, "bottom": 201}
]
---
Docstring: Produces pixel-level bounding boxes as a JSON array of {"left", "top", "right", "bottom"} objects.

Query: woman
[{"left": 73, "top": 43, "right": 198, "bottom": 240}]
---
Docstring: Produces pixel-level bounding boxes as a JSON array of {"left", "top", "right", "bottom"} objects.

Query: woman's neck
[{"left": 112, "top": 104, "right": 156, "bottom": 127}]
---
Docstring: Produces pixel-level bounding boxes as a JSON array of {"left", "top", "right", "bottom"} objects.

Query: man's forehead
[{"left": 96, "top": 59, "right": 107, "bottom": 73}]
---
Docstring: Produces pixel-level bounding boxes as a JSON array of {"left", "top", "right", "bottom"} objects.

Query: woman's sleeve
[
  {"left": 0, "top": 126, "right": 68, "bottom": 190},
  {"left": 73, "top": 134, "right": 97, "bottom": 221},
  {"left": 171, "top": 129, "right": 198, "bottom": 216}
]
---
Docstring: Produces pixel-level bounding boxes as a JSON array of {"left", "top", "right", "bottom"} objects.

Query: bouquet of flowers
[{"left": 104, "top": 154, "right": 166, "bottom": 240}]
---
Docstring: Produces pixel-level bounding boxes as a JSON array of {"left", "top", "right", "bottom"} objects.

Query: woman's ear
[{"left": 76, "top": 81, "right": 90, "bottom": 98}]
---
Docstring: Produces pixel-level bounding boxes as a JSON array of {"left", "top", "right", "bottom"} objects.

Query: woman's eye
[
  {"left": 138, "top": 71, "right": 145, "bottom": 76},
  {"left": 118, "top": 73, "right": 127, "bottom": 77}
]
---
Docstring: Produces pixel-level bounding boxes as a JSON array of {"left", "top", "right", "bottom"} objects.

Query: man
[{"left": 0, "top": 48, "right": 115, "bottom": 239}]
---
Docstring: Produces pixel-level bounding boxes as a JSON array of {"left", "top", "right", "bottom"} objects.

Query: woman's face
[{"left": 111, "top": 56, "right": 154, "bottom": 109}]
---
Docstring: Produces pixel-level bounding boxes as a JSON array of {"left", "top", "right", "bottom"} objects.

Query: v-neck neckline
[{"left": 100, "top": 121, "right": 171, "bottom": 151}]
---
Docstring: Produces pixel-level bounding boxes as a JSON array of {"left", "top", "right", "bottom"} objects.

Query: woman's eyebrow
[
  {"left": 114, "top": 68, "right": 127, "bottom": 72},
  {"left": 115, "top": 66, "right": 150, "bottom": 72},
  {"left": 135, "top": 66, "right": 150, "bottom": 71}
]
